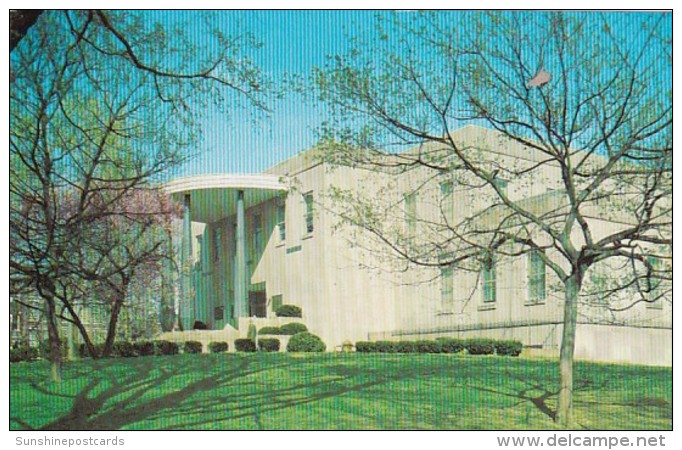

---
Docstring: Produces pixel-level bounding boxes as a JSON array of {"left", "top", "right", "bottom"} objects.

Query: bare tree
[
  {"left": 311, "top": 11, "right": 671, "bottom": 427},
  {"left": 10, "top": 11, "right": 266, "bottom": 380}
]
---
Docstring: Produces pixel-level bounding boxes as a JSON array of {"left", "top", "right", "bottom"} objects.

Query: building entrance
[{"left": 249, "top": 291, "right": 267, "bottom": 318}]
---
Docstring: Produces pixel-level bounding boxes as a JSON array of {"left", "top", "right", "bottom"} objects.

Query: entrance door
[{"left": 248, "top": 291, "right": 267, "bottom": 318}]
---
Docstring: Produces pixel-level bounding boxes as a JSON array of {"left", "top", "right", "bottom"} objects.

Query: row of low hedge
[
  {"left": 10, "top": 345, "right": 39, "bottom": 363},
  {"left": 10, "top": 339, "right": 70, "bottom": 363},
  {"left": 355, "top": 338, "right": 522, "bottom": 357},
  {"left": 12, "top": 334, "right": 318, "bottom": 362},
  {"left": 77, "top": 341, "right": 177, "bottom": 358},
  {"left": 233, "top": 333, "right": 326, "bottom": 353},
  {"left": 258, "top": 323, "right": 308, "bottom": 336},
  {"left": 234, "top": 338, "right": 282, "bottom": 352}
]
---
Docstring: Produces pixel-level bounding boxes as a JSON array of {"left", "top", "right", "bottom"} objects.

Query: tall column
[
  {"left": 234, "top": 189, "right": 248, "bottom": 321},
  {"left": 181, "top": 193, "right": 194, "bottom": 330}
]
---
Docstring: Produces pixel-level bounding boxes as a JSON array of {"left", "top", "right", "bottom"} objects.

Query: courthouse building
[{"left": 163, "top": 125, "right": 671, "bottom": 366}]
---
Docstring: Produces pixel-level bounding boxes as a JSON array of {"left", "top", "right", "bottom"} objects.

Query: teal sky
[
  {"left": 164, "top": 10, "right": 671, "bottom": 177},
  {"left": 175, "top": 10, "right": 390, "bottom": 176}
]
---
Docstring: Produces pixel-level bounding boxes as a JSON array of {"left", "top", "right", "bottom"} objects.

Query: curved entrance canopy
[
  {"left": 165, "top": 174, "right": 289, "bottom": 329},
  {"left": 165, "top": 174, "right": 288, "bottom": 223}
]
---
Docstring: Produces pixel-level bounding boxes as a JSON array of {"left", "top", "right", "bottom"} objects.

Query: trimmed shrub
[
  {"left": 355, "top": 341, "right": 377, "bottom": 353},
  {"left": 112, "top": 341, "right": 136, "bottom": 358},
  {"left": 209, "top": 342, "right": 229, "bottom": 353},
  {"left": 414, "top": 340, "right": 441, "bottom": 353},
  {"left": 286, "top": 332, "right": 326, "bottom": 352},
  {"left": 279, "top": 322, "right": 308, "bottom": 335},
  {"left": 466, "top": 338, "right": 496, "bottom": 355},
  {"left": 437, "top": 338, "right": 465, "bottom": 354},
  {"left": 395, "top": 341, "right": 417, "bottom": 353},
  {"left": 133, "top": 341, "right": 156, "bottom": 357},
  {"left": 234, "top": 338, "right": 257, "bottom": 352},
  {"left": 258, "top": 326, "right": 281, "bottom": 335},
  {"left": 155, "top": 340, "right": 179, "bottom": 356},
  {"left": 495, "top": 340, "right": 523, "bottom": 357},
  {"left": 275, "top": 304, "right": 302, "bottom": 318},
  {"left": 375, "top": 341, "right": 398, "bottom": 353},
  {"left": 258, "top": 338, "right": 280, "bottom": 352},
  {"left": 184, "top": 341, "right": 203, "bottom": 354},
  {"left": 193, "top": 321, "right": 208, "bottom": 330},
  {"left": 10, "top": 346, "right": 38, "bottom": 363}
]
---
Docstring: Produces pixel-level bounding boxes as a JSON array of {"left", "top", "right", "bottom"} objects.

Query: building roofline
[{"left": 165, "top": 173, "right": 288, "bottom": 195}]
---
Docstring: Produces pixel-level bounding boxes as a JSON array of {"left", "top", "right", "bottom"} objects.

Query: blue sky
[
  {"left": 174, "top": 10, "right": 390, "bottom": 176},
  {"left": 166, "top": 10, "right": 671, "bottom": 177}
]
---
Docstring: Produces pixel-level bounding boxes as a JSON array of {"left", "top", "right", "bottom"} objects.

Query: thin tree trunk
[
  {"left": 45, "top": 296, "right": 62, "bottom": 383},
  {"left": 102, "top": 284, "right": 127, "bottom": 358},
  {"left": 61, "top": 302, "right": 98, "bottom": 359},
  {"left": 557, "top": 274, "right": 581, "bottom": 428}
]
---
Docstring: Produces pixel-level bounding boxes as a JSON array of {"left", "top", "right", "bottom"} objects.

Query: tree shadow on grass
[
  {"left": 462, "top": 369, "right": 608, "bottom": 428},
  {"left": 12, "top": 355, "right": 287, "bottom": 430},
  {"left": 152, "top": 359, "right": 445, "bottom": 430},
  {"left": 12, "top": 355, "right": 446, "bottom": 430}
]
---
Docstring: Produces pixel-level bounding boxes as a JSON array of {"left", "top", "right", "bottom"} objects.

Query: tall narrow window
[
  {"left": 254, "top": 213, "right": 263, "bottom": 251},
  {"left": 482, "top": 260, "right": 496, "bottom": 303},
  {"left": 277, "top": 201, "right": 286, "bottom": 242},
  {"left": 303, "top": 192, "right": 314, "bottom": 234},
  {"left": 213, "top": 225, "right": 222, "bottom": 262},
  {"left": 440, "top": 266, "right": 454, "bottom": 312},
  {"left": 214, "top": 306, "right": 224, "bottom": 321},
  {"left": 404, "top": 192, "right": 417, "bottom": 238},
  {"left": 646, "top": 257, "right": 663, "bottom": 309},
  {"left": 440, "top": 181, "right": 453, "bottom": 218},
  {"left": 271, "top": 294, "right": 283, "bottom": 312},
  {"left": 591, "top": 270, "right": 608, "bottom": 306},
  {"left": 528, "top": 251, "right": 546, "bottom": 303}
]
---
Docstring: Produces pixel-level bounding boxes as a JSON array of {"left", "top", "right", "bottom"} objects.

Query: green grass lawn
[{"left": 10, "top": 353, "right": 671, "bottom": 430}]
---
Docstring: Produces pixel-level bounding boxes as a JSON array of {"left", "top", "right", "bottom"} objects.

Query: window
[
  {"left": 303, "top": 192, "right": 314, "bottom": 234},
  {"left": 277, "top": 201, "right": 286, "bottom": 242},
  {"left": 592, "top": 271, "right": 608, "bottom": 306},
  {"left": 228, "top": 290, "right": 234, "bottom": 318},
  {"left": 254, "top": 213, "right": 263, "bottom": 251},
  {"left": 440, "top": 266, "right": 454, "bottom": 312},
  {"left": 646, "top": 257, "right": 663, "bottom": 309},
  {"left": 214, "top": 306, "right": 224, "bottom": 321},
  {"left": 482, "top": 260, "right": 496, "bottom": 303},
  {"left": 528, "top": 251, "right": 546, "bottom": 303},
  {"left": 271, "top": 294, "right": 283, "bottom": 312},
  {"left": 212, "top": 225, "right": 222, "bottom": 262},
  {"left": 440, "top": 181, "right": 453, "bottom": 217},
  {"left": 404, "top": 192, "right": 417, "bottom": 237}
]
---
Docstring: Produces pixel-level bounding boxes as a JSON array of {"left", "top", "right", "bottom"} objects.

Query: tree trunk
[
  {"left": 62, "top": 302, "right": 98, "bottom": 359},
  {"left": 102, "top": 285, "right": 127, "bottom": 358},
  {"left": 45, "top": 296, "right": 62, "bottom": 383},
  {"left": 556, "top": 273, "right": 581, "bottom": 428}
]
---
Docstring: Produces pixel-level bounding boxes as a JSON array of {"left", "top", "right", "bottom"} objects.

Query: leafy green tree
[
  {"left": 10, "top": 11, "right": 267, "bottom": 380},
  {"left": 311, "top": 11, "right": 671, "bottom": 427}
]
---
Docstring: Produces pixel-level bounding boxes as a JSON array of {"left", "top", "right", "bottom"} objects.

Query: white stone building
[{"left": 162, "top": 125, "right": 671, "bottom": 366}]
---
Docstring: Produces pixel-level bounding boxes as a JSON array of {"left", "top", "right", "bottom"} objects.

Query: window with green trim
[
  {"left": 404, "top": 192, "right": 417, "bottom": 237},
  {"left": 482, "top": 260, "right": 496, "bottom": 303},
  {"left": 277, "top": 201, "right": 286, "bottom": 242},
  {"left": 440, "top": 181, "right": 453, "bottom": 217},
  {"left": 303, "top": 192, "right": 314, "bottom": 234},
  {"left": 528, "top": 251, "right": 546, "bottom": 302},
  {"left": 440, "top": 266, "right": 454, "bottom": 311}
]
